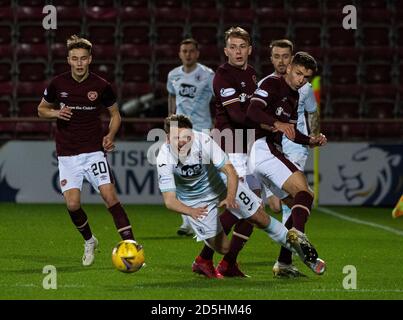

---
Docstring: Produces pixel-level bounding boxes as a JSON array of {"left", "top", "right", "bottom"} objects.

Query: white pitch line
[{"left": 317, "top": 206, "right": 403, "bottom": 237}]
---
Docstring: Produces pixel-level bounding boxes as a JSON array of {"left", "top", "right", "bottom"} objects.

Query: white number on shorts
[{"left": 91, "top": 161, "right": 108, "bottom": 176}]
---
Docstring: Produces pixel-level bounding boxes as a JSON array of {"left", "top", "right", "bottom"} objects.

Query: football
[{"left": 112, "top": 240, "right": 145, "bottom": 273}]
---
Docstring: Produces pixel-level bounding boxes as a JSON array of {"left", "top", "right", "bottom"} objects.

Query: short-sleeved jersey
[
  {"left": 213, "top": 63, "right": 257, "bottom": 153},
  {"left": 282, "top": 82, "right": 317, "bottom": 156},
  {"left": 43, "top": 72, "right": 116, "bottom": 156},
  {"left": 157, "top": 131, "right": 228, "bottom": 206},
  {"left": 167, "top": 63, "right": 214, "bottom": 131},
  {"left": 251, "top": 74, "right": 299, "bottom": 145}
]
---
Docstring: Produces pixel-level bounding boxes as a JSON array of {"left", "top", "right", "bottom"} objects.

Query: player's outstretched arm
[
  {"left": 218, "top": 162, "right": 239, "bottom": 209},
  {"left": 37, "top": 98, "right": 72, "bottom": 120},
  {"left": 162, "top": 191, "right": 208, "bottom": 219}
]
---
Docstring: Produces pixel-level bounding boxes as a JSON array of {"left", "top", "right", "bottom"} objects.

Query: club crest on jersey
[
  {"left": 252, "top": 74, "right": 257, "bottom": 84},
  {"left": 60, "top": 179, "right": 67, "bottom": 187},
  {"left": 87, "top": 91, "right": 98, "bottom": 101},
  {"left": 275, "top": 107, "right": 284, "bottom": 116},
  {"left": 220, "top": 88, "right": 235, "bottom": 97}
]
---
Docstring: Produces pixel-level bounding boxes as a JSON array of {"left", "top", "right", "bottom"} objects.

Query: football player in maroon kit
[
  {"left": 191, "top": 27, "right": 260, "bottom": 278},
  {"left": 247, "top": 52, "right": 327, "bottom": 275},
  {"left": 38, "top": 35, "right": 136, "bottom": 266}
]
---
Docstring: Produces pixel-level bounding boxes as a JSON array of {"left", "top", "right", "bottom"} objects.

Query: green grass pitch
[{"left": 1, "top": 203, "right": 402, "bottom": 300}]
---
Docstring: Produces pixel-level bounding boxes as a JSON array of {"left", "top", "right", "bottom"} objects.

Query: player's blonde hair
[
  {"left": 224, "top": 26, "right": 251, "bottom": 46},
  {"left": 67, "top": 35, "right": 92, "bottom": 53}
]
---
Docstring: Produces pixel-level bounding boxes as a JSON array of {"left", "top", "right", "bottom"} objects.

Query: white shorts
[
  {"left": 189, "top": 181, "right": 262, "bottom": 241},
  {"left": 228, "top": 153, "right": 261, "bottom": 191},
  {"left": 263, "top": 153, "right": 308, "bottom": 199},
  {"left": 58, "top": 151, "right": 113, "bottom": 193},
  {"left": 248, "top": 138, "right": 300, "bottom": 200}
]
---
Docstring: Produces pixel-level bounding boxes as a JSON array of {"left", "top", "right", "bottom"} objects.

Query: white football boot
[{"left": 82, "top": 236, "right": 99, "bottom": 266}]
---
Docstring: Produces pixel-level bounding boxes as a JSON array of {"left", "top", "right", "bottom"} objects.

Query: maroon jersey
[
  {"left": 213, "top": 63, "right": 257, "bottom": 153},
  {"left": 248, "top": 74, "right": 310, "bottom": 146},
  {"left": 43, "top": 72, "right": 116, "bottom": 156}
]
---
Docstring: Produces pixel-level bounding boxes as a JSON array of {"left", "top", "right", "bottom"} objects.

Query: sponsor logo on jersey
[
  {"left": 180, "top": 164, "right": 202, "bottom": 177},
  {"left": 254, "top": 88, "right": 268, "bottom": 98},
  {"left": 220, "top": 88, "right": 236, "bottom": 97},
  {"left": 241, "top": 81, "right": 246, "bottom": 87},
  {"left": 179, "top": 84, "right": 197, "bottom": 98},
  {"left": 275, "top": 107, "right": 284, "bottom": 116},
  {"left": 87, "top": 91, "right": 98, "bottom": 101}
]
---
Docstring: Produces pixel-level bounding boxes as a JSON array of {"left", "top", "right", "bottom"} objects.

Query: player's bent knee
[
  {"left": 247, "top": 208, "right": 269, "bottom": 229},
  {"left": 66, "top": 202, "right": 81, "bottom": 212}
]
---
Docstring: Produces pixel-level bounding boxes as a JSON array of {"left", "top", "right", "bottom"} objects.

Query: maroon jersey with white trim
[
  {"left": 213, "top": 63, "right": 257, "bottom": 153},
  {"left": 251, "top": 74, "right": 299, "bottom": 144},
  {"left": 43, "top": 72, "right": 116, "bottom": 156}
]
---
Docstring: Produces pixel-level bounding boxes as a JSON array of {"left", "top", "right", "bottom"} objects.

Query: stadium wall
[{"left": 0, "top": 141, "right": 402, "bottom": 206}]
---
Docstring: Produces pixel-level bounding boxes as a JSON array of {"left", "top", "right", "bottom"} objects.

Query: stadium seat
[
  {"left": 291, "top": 8, "right": 322, "bottom": 24},
  {"left": 223, "top": 8, "right": 255, "bottom": 24},
  {"left": 365, "top": 101, "right": 396, "bottom": 118},
  {"left": 155, "top": 24, "right": 185, "bottom": 45},
  {"left": 0, "top": 61, "right": 12, "bottom": 82},
  {"left": 0, "top": 44, "right": 12, "bottom": 57},
  {"left": 85, "top": 6, "right": 118, "bottom": 23},
  {"left": 221, "top": 0, "right": 251, "bottom": 8},
  {"left": 85, "top": 0, "right": 115, "bottom": 7},
  {"left": 198, "top": 44, "right": 222, "bottom": 61},
  {"left": 16, "top": 81, "right": 48, "bottom": 97},
  {"left": 17, "top": 61, "right": 48, "bottom": 82},
  {"left": 121, "top": 62, "right": 151, "bottom": 82},
  {"left": 324, "top": 0, "right": 354, "bottom": 10},
  {"left": 0, "top": 0, "right": 11, "bottom": 6},
  {"left": 121, "top": 82, "right": 153, "bottom": 99},
  {"left": 292, "top": 0, "right": 321, "bottom": 9},
  {"left": 361, "top": 0, "right": 388, "bottom": 8},
  {"left": 0, "top": 24, "right": 12, "bottom": 44},
  {"left": 17, "top": 24, "right": 48, "bottom": 44},
  {"left": 154, "top": 44, "right": 178, "bottom": 60},
  {"left": 0, "top": 81, "right": 13, "bottom": 97},
  {"left": 154, "top": 7, "right": 188, "bottom": 23},
  {"left": 325, "top": 47, "right": 360, "bottom": 63},
  {"left": 155, "top": 62, "right": 177, "bottom": 82},
  {"left": 360, "top": 9, "right": 392, "bottom": 24},
  {"left": 190, "top": 25, "right": 219, "bottom": 45},
  {"left": 121, "top": 0, "right": 149, "bottom": 7},
  {"left": 55, "top": 6, "right": 82, "bottom": 22},
  {"left": 326, "top": 25, "right": 356, "bottom": 47},
  {"left": 52, "top": 0, "right": 80, "bottom": 6},
  {"left": 361, "top": 46, "right": 395, "bottom": 62},
  {"left": 188, "top": 8, "right": 220, "bottom": 23},
  {"left": 16, "top": 98, "right": 40, "bottom": 117},
  {"left": 256, "top": 8, "right": 288, "bottom": 24},
  {"left": 120, "top": 6, "right": 151, "bottom": 23},
  {"left": 293, "top": 25, "right": 322, "bottom": 47},
  {"left": 0, "top": 7, "right": 13, "bottom": 21},
  {"left": 120, "top": 44, "right": 152, "bottom": 60},
  {"left": 16, "top": 43, "right": 48, "bottom": 59},
  {"left": 51, "top": 61, "right": 70, "bottom": 75},
  {"left": 16, "top": 0, "right": 47, "bottom": 5},
  {"left": 258, "top": 25, "right": 289, "bottom": 48},
  {"left": 15, "top": 122, "right": 52, "bottom": 140},
  {"left": 91, "top": 44, "right": 117, "bottom": 60},
  {"left": 362, "top": 62, "right": 392, "bottom": 84},
  {"left": 86, "top": 24, "right": 117, "bottom": 45},
  {"left": 255, "top": 0, "right": 285, "bottom": 9},
  {"left": 362, "top": 26, "right": 391, "bottom": 47},
  {"left": 328, "top": 63, "right": 358, "bottom": 84},
  {"left": 50, "top": 23, "right": 83, "bottom": 44},
  {"left": 330, "top": 99, "right": 361, "bottom": 118},
  {"left": 0, "top": 98, "right": 12, "bottom": 117},
  {"left": 91, "top": 62, "right": 117, "bottom": 82},
  {"left": 121, "top": 24, "right": 151, "bottom": 44}
]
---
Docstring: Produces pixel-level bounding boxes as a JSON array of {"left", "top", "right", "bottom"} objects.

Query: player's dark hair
[
  {"left": 180, "top": 38, "right": 199, "bottom": 50},
  {"left": 224, "top": 26, "right": 251, "bottom": 46},
  {"left": 269, "top": 39, "right": 294, "bottom": 54},
  {"left": 291, "top": 51, "right": 318, "bottom": 72},
  {"left": 164, "top": 114, "right": 193, "bottom": 133},
  {"left": 67, "top": 35, "right": 92, "bottom": 54}
]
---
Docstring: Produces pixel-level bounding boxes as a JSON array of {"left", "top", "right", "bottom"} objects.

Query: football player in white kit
[
  {"left": 156, "top": 115, "right": 322, "bottom": 278},
  {"left": 166, "top": 38, "right": 215, "bottom": 236}
]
